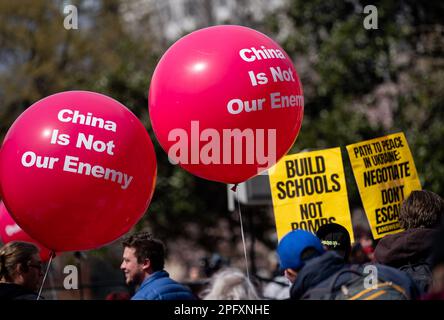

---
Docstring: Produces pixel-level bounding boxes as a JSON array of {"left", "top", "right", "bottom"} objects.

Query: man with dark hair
[
  {"left": 121, "top": 232, "right": 196, "bottom": 300},
  {"left": 0, "top": 241, "right": 43, "bottom": 300},
  {"left": 277, "top": 229, "right": 326, "bottom": 284},
  {"left": 374, "top": 190, "right": 444, "bottom": 294}
]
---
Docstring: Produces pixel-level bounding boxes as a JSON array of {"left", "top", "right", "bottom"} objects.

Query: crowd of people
[{"left": 1, "top": 189, "right": 443, "bottom": 300}]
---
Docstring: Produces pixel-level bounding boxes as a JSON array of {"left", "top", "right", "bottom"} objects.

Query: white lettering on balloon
[
  {"left": 226, "top": 92, "right": 303, "bottom": 115},
  {"left": 239, "top": 46, "right": 286, "bottom": 63},
  {"left": 57, "top": 109, "right": 117, "bottom": 132},
  {"left": 166, "top": 44, "right": 303, "bottom": 174},
  {"left": 19, "top": 108, "right": 133, "bottom": 190},
  {"left": 5, "top": 224, "right": 21, "bottom": 236}
]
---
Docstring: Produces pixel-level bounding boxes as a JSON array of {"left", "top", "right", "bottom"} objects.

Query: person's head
[
  {"left": 202, "top": 268, "right": 259, "bottom": 300},
  {"left": 0, "top": 241, "right": 42, "bottom": 292},
  {"left": 399, "top": 190, "right": 444, "bottom": 229},
  {"left": 350, "top": 243, "right": 372, "bottom": 264},
  {"left": 277, "top": 230, "right": 325, "bottom": 283},
  {"left": 316, "top": 223, "right": 351, "bottom": 261},
  {"left": 201, "top": 253, "right": 230, "bottom": 277},
  {"left": 120, "top": 232, "right": 165, "bottom": 286}
]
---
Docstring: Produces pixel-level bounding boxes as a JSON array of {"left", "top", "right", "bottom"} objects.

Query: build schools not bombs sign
[{"left": 269, "top": 147, "right": 354, "bottom": 242}]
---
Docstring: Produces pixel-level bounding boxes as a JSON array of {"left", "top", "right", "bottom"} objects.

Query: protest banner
[
  {"left": 269, "top": 147, "right": 354, "bottom": 242},
  {"left": 346, "top": 132, "right": 421, "bottom": 239}
]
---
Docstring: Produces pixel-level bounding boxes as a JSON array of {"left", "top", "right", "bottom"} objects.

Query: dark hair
[
  {"left": 316, "top": 223, "right": 351, "bottom": 261},
  {"left": 399, "top": 190, "right": 444, "bottom": 229},
  {"left": 122, "top": 232, "right": 165, "bottom": 271},
  {"left": 0, "top": 241, "right": 39, "bottom": 281}
]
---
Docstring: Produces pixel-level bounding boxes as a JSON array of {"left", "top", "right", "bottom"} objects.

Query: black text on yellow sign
[
  {"left": 346, "top": 132, "right": 421, "bottom": 239},
  {"left": 269, "top": 147, "right": 354, "bottom": 242}
]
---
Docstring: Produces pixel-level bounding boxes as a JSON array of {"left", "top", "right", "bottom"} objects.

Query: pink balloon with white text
[
  {"left": 0, "top": 202, "right": 52, "bottom": 262},
  {"left": 0, "top": 91, "right": 157, "bottom": 251},
  {"left": 149, "top": 25, "right": 304, "bottom": 183}
]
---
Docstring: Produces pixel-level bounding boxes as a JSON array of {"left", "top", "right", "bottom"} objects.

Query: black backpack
[
  {"left": 399, "top": 261, "right": 432, "bottom": 294},
  {"left": 301, "top": 268, "right": 410, "bottom": 300}
]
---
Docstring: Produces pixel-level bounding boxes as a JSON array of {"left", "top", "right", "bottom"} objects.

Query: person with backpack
[
  {"left": 374, "top": 190, "right": 444, "bottom": 294},
  {"left": 277, "top": 229, "right": 419, "bottom": 300}
]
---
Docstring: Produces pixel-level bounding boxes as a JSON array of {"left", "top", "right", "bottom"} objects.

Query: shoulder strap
[
  {"left": 347, "top": 281, "right": 408, "bottom": 300},
  {"left": 327, "top": 268, "right": 364, "bottom": 294}
]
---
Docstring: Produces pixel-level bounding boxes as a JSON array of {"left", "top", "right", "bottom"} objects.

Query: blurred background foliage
[{"left": 0, "top": 0, "right": 443, "bottom": 285}]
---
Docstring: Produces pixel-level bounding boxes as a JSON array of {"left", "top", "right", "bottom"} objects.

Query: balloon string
[
  {"left": 235, "top": 187, "right": 250, "bottom": 282},
  {"left": 37, "top": 251, "right": 55, "bottom": 300}
]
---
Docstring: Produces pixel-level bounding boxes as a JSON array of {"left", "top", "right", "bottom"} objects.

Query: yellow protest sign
[
  {"left": 346, "top": 132, "right": 421, "bottom": 239},
  {"left": 269, "top": 147, "right": 354, "bottom": 242}
]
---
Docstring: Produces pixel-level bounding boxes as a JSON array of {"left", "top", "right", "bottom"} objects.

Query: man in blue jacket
[
  {"left": 121, "top": 232, "right": 196, "bottom": 300},
  {"left": 277, "top": 229, "right": 419, "bottom": 300}
]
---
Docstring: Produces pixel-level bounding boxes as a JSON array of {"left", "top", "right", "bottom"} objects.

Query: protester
[
  {"left": 200, "top": 253, "right": 230, "bottom": 278},
  {"left": 277, "top": 229, "right": 419, "bottom": 300},
  {"left": 261, "top": 253, "right": 290, "bottom": 300},
  {"left": 201, "top": 267, "right": 260, "bottom": 300},
  {"left": 422, "top": 223, "right": 444, "bottom": 300},
  {"left": 120, "top": 232, "right": 196, "bottom": 300},
  {"left": 374, "top": 190, "right": 444, "bottom": 294},
  {"left": 316, "top": 223, "right": 351, "bottom": 262},
  {"left": 0, "top": 241, "right": 43, "bottom": 300},
  {"left": 349, "top": 226, "right": 376, "bottom": 264},
  {"left": 350, "top": 242, "right": 372, "bottom": 264}
]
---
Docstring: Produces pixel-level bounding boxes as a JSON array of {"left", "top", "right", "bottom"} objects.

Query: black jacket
[
  {"left": 290, "top": 251, "right": 344, "bottom": 299},
  {"left": 0, "top": 283, "right": 39, "bottom": 300},
  {"left": 290, "top": 251, "right": 419, "bottom": 300},
  {"left": 374, "top": 228, "right": 437, "bottom": 294},
  {"left": 374, "top": 228, "right": 437, "bottom": 267}
]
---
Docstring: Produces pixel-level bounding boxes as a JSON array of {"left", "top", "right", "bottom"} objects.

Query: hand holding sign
[
  {"left": 0, "top": 91, "right": 157, "bottom": 251},
  {"left": 0, "top": 202, "right": 53, "bottom": 262},
  {"left": 149, "top": 25, "right": 304, "bottom": 184}
]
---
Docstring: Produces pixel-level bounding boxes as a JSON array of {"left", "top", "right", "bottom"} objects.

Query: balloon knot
[{"left": 230, "top": 184, "right": 238, "bottom": 192}]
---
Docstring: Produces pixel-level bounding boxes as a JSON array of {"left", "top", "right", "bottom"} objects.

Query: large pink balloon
[
  {"left": 0, "top": 202, "right": 53, "bottom": 262},
  {"left": 149, "top": 25, "right": 304, "bottom": 184},
  {"left": 0, "top": 91, "right": 157, "bottom": 252}
]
